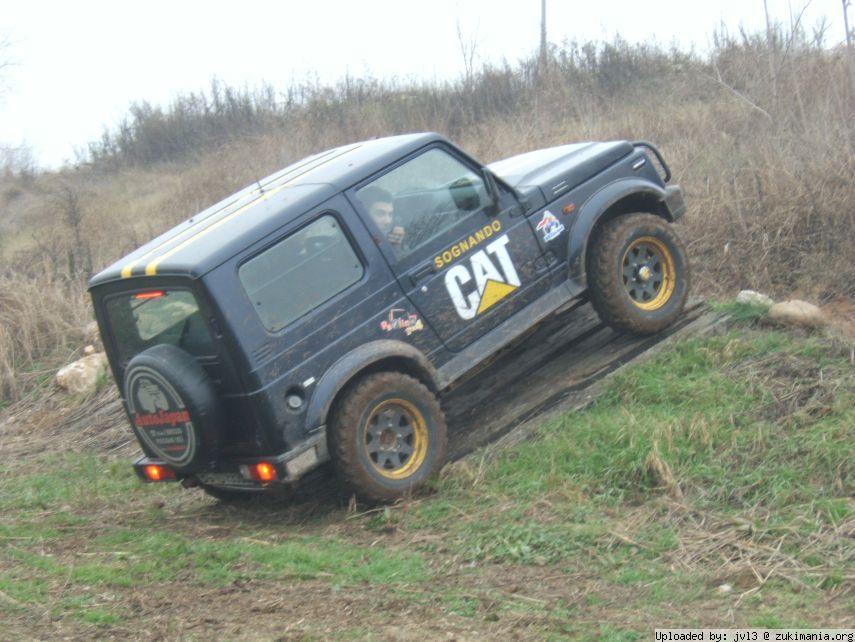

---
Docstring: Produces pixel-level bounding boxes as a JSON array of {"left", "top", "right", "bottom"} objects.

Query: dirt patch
[
  {"left": 5, "top": 512, "right": 851, "bottom": 642},
  {"left": 823, "top": 296, "right": 855, "bottom": 342},
  {"left": 0, "top": 386, "right": 135, "bottom": 461},
  {"left": 2, "top": 307, "right": 851, "bottom": 638},
  {"left": 727, "top": 346, "right": 851, "bottom": 426}
]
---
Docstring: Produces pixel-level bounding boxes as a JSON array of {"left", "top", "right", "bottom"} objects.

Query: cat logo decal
[{"left": 444, "top": 234, "right": 520, "bottom": 320}]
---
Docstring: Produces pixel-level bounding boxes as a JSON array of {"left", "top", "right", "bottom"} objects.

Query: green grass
[
  {"left": 709, "top": 299, "right": 772, "bottom": 321},
  {"left": 91, "top": 529, "right": 429, "bottom": 587},
  {"left": 453, "top": 329, "right": 849, "bottom": 510},
  {"left": 0, "top": 454, "right": 147, "bottom": 513},
  {"left": 0, "top": 320, "right": 852, "bottom": 635},
  {"left": 3, "top": 521, "right": 429, "bottom": 590},
  {"left": 78, "top": 609, "right": 121, "bottom": 626},
  {"left": 389, "top": 323, "right": 852, "bottom": 628}
]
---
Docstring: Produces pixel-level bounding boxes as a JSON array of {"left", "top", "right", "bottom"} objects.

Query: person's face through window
[{"left": 369, "top": 200, "right": 394, "bottom": 233}]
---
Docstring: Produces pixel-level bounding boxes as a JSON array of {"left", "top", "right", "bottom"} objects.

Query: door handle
[{"left": 410, "top": 264, "right": 435, "bottom": 286}]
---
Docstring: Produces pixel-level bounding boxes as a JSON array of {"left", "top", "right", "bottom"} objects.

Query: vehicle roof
[{"left": 89, "top": 132, "right": 445, "bottom": 288}]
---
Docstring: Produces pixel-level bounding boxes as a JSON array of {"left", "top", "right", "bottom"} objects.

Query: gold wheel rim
[
  {"left": 363, "top": 398, "right": 429, "bottom": 480},
  {"left": 621, "top": 236, "right": 676, "bottom": 311}
]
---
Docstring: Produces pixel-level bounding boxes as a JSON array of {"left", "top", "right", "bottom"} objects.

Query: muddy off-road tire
[
  {"left": 587, "top": 213, "right": 690, "bottom": 335},
  {"left": 331, "top": 373, "right": 447, "bottom": 503}
]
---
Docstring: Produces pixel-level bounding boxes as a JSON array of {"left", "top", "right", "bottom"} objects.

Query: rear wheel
[
  {"left": 587, "top": 213, "right": 690, "bottom": 335},
  {"left": 331, "top": 373, "right": 447, "bottom": 503}
]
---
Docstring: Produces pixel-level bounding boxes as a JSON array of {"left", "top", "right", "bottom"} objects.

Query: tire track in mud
[
  {"left": 444, "top": 299, "right": 712, "bottom": 459},
  {"left": 0, "top": 299, "right": 713, "bottom": 497},
  {"left": 235, "top": 301, "right": 715, "bottom": 502}
]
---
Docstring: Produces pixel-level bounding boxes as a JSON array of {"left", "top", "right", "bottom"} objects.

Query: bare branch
[
  {"left": 704, "top": 59, "right": 774, "bottom": 122},
  {"left": 455, "top": 18, "right": 479, "bottom": 87},
  {"left": 0, "top": 33, "right": 11, "bottom": 73},
  {"left": 0, "top": 32, "right": 14, "bottom": 101},
  {"left": 845, "top": 0, "right": 853, "bottom": 48}
]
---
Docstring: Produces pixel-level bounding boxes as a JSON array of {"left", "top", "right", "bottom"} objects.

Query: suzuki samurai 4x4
[{"left": 88, "top": 133, "right": 689, "bottom": 502}]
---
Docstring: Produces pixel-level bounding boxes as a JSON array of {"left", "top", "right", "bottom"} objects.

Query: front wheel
[
  {"left": 587, "top": 213, "right": 690, "bottom": 335},
  {"left": 331, "top": 373, "right": 447, "bottom": 503}
]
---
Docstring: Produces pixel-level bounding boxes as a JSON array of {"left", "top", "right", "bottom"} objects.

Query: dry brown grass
[
  {"left": 0, "top": 29, "right": 852, "bottom": 405},
  {"left": 611, "top": 498, "right": 854, "bottom": 602},
  {"left": 0, "top": 274, "right": 91, "bottom": 402}
]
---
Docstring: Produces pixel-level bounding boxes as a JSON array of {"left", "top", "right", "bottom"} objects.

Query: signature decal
[
  {"left": 433, "top": 220, "right": 503, "bottom": 269},
  {"left": 444, "top": 234, "right": 520, "bottom": 320},
  {"left": 380, "top": 309, "right": 425, "bottom": 336}
]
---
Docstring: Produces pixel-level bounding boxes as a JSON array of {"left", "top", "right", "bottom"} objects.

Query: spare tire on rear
[{"left": 123, "top": 344, "right": 223, "bottom": 473}]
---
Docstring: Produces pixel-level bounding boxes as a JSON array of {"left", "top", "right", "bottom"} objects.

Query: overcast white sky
[{"left": 0, "top": 0, "right": 848, "bottom": 168}]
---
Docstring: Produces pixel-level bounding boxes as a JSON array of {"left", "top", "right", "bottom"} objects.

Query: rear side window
[
  {"left": 239, "top": 215, "right": 363, "bottom": 332},
  {"left": 105, "top": 290, "right": 215, "bottom": 364}
]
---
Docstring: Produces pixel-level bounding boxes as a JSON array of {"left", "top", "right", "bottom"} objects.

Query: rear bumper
[{"left": 133, "top": 430, "right": 329, "bottom": 489}]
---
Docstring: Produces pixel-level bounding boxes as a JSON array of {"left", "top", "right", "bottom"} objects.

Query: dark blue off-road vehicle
[{"left": 89, "top": 133, "right": 688, "bottom": 501}]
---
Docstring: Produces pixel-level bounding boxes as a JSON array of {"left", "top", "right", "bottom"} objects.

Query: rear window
[
  {"left": 105, "top": 290, "right": 215, "bottom": 363},
  {"left": 239, "top": 215, "right": 363, "bottom": 332}
]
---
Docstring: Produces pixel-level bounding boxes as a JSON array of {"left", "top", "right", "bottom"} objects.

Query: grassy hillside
[
  {"left": 0, "top": 27, "right": 853, "bottom": 399},
  {"left": 0, "top": 313, "right": 851, "bottom": 638}
]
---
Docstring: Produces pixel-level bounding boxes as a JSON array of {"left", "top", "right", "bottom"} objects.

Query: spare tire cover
[{"left": 124, "top": 344, "right": 223, "bottom": 472}]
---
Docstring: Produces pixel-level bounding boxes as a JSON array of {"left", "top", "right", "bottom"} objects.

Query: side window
[
  {"left": 239, "top": 215, "right": 363, "bottom": 332},
  {"left": 356, "top": 148, "right": 491, "bottom": 259}
]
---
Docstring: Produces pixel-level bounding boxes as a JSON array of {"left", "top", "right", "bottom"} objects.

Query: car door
[{"left": 352, "top": 145, "right": 550, "bottom": 352}]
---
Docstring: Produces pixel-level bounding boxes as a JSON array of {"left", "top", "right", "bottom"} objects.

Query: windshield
[{"left": 104, "top": 289, "right": 215, "bottom": 364}]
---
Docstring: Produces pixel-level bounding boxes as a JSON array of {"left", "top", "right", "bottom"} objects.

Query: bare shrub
[
  {"left": 0, "top": 275, "right": 91, "bottom": 403},
  {"left": 1, "top": 26, "right": 852, "bottom": 405}
]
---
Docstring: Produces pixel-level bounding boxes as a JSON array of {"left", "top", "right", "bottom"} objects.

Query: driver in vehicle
[{"left": 359, "top": 186, "right": 406, "bottom": 251}]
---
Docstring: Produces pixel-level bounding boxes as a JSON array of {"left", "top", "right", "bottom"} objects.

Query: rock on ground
[
  {"left": 769, "top": 300, "right": 828, "bottom": 328},
  {"left": 736, "top": 290, "right": 774, "bottom": 307},
  {"left": 56, "top": 353, "right": 108, "bottom": 396}
]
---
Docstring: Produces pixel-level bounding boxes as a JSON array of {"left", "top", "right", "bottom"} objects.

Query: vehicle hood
[{"left": 489, "top": 141, "right": 634, "bottom": 208}]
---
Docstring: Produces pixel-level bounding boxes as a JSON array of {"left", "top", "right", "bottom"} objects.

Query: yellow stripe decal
[
  {"left": 120, "top": 145, "right": 359, "bottom": 278},
  {"left": 120, "top": 144, "right": 359, "bottom": 278},
  {"left": 120, "top": 185, "right": 262, "bottom": 278},
  {"left": 141, "top": 144, "right": 361, "bottom": 277}
]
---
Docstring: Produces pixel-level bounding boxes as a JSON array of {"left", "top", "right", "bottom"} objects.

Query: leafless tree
[
  {"left": 0, "top": 33, "right": 12, "bottom": 94},
  {"left": 456, "top": 18, "right": 479, "bottom": 88},
  {"left": 540, "top": 0, "right": 548, "bottom": 71},
  {"left": 0, "top": 144, "right": 37, "bottom": 178},
  {"left": 844, "top": 0, "right": 852, "bottom": 48},
  {"left": 53, "top": 184, "right": 94, "bottom": 279}
]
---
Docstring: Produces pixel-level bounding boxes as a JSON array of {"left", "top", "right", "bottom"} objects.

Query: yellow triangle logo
[{"left": 477, "top": 279, "right": 518, "bottom": 315}]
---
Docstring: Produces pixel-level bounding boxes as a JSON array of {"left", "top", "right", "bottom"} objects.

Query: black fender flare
[
  {"left": 566, "top": 178, "right": 676, "bottom": 292},
  {"left": 305, "top": 340, "right": 440, "bottom": 434}
]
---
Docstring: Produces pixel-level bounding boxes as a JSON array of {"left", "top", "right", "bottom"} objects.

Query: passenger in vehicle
[{"left": 360, "top": 186, "right": 406, "bottom": 252}]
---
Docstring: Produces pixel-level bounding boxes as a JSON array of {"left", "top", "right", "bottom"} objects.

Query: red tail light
[
  {"left": 242, "top": 462, "right": 278, "bottom": 482},
  {"left": 143, "top": 464, "right": 176, "bottom": 482},
  {"left": 134, "top": 290, "right": 165, "bottom": 300}
]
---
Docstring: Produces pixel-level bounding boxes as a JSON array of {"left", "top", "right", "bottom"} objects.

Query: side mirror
[
  {"left": 482, "top": 168, "right": 528, "bottom": 216},
  {"left": 482, "top": 169, "right": 502, "bottom": 217}
]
